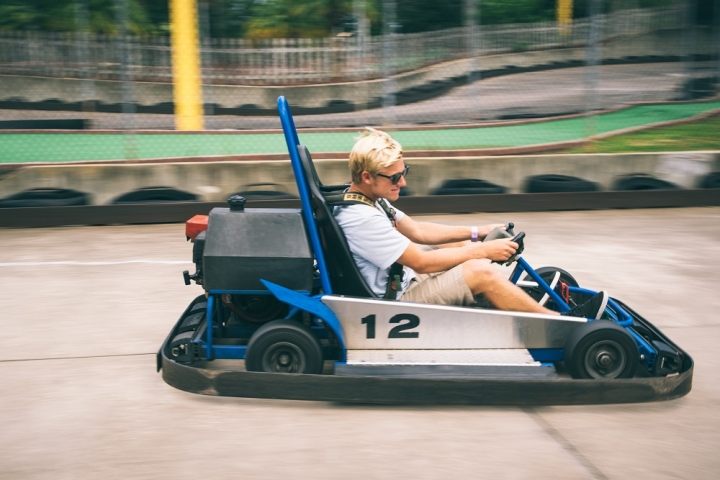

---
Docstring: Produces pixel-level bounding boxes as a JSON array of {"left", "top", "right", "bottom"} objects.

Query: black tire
[
  {"left": 110, "top": 186, "right": 197, "bottom": 204},
  {"left": 524, "top": 174, "right": 599, "bottom": 193},
  {"left": 0, "top": 188, "right": 90, "bottom": 208},
  {"left": 187, "top": 295, "right": 207, "bottom": 311},
  {"left": 188, "top": 301, "right": 207, "bottom": 315},
  {"left": 233, "top": 191, "right": 298, "bottom": 200},
  {"left": 564, "top": 321, "right": 639, "bottom": 379},
  {"left": 612, "top": 174, "right": 678, "bottom": 191},
  {"left": 521, "top": 266, "right": 579, "bottom": 309},
  {"left": 233, "top": 182, "right": 299, "bottom": 200},
  {"left": 245, "top": 320, "right": 323, "bottom": 374},
  {"left": 178, "top": 311, "right": 205, "bottom": 333},
  {"left": 697, "top": 171, "right": 720, "bottom": 189},
  {"left": 432, "top": 178, "right": 507, "bottom": 195}
]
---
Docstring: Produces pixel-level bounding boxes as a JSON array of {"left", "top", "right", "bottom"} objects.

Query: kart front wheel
[
  {"left": 564, "top": 321, "right": 639, "bottom": 379},
  {"left": 520, "top": 266, "right": 578, "bottom": 309},
  {"left": 245, "top": 320, "right": 323, "bottom": 374}
]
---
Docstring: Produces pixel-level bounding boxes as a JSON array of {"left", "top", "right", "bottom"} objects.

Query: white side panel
[{"left": 321, "top": 295, "right": 586, "bottom": 350}]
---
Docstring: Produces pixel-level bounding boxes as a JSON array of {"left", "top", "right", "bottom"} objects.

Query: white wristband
[{"left": 471, "top": 226, "right": 478, "bottom": 242}]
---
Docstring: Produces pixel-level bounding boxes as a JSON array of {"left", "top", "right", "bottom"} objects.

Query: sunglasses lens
[
  {"left": 377, "top": 165, "right": 409, "bottom": 184},
  {"left": 393, "top": 166, "right": 409, "bottom": 184}
]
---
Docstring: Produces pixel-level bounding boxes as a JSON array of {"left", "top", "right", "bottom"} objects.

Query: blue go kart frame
[{"left": 157, "top": 96, "right": 693, "bottom": 405}]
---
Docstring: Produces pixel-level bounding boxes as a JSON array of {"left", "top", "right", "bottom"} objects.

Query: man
[{"left": 333, "top": 128, "right": 608, "bottom": 319}]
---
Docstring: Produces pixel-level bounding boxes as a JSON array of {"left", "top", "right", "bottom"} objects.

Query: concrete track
[{"left": 1, "top": 207, "right": 719, "bottom": 479}]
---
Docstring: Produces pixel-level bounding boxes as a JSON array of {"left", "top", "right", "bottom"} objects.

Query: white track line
[{"left": 0, "top": 260, "right": 190, "bottom": 267}]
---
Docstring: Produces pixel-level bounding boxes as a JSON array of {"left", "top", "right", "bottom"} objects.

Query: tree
[
  {"left": 480, "top": 0, "right": 556, "bottom": 25},
  {"left": 0, "top": 0, "right": 157, "bottom": 35},
  {"left": 396, "top": 0, "right": 463, "bottom": 33},
  {"left": 244, "top": 0, "right": 351, "bottom": 39}
]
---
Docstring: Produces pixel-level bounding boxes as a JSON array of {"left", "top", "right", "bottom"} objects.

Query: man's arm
[
  {"left": 397, "top": 238, "right": 518, "bottom": 274},
  {"left": 397, "top": 215, "right": 504, "bottom": 245}
]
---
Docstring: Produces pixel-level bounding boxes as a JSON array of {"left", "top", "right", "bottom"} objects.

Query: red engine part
[{"left": 186, "top": 215, "right": 208, "bottom": 241}]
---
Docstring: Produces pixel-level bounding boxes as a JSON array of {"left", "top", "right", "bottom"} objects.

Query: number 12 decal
[{"left": 361, "top": 313, "right": 420, "bottom": 339}]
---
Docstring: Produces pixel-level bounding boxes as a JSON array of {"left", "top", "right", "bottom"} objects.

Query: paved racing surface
[{"left": 1, "top": 207, "right": 719, "bottom": 479}]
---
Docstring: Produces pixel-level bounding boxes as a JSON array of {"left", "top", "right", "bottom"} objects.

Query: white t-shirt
[{"left": 333, "top": 200, "right": 415, "bottom": 298}]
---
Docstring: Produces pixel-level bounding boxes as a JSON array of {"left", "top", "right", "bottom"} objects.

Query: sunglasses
[{"left": 375, "top": 165, "right": 410, "bottom": 185}]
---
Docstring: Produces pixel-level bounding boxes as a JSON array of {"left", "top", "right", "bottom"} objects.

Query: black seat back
[{"left": 297, "top": 145, "right": 378, "bottom": 298}]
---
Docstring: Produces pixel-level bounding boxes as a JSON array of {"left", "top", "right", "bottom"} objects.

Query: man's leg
[
  {"left": 402, "top": 259, "right": 607, "bottom": 318},
  {"left": 461, "top": 259, "right": 559, "bottom": 315},
  {"left": 401, "top": 265, "right": 476, "bottom": 306}
]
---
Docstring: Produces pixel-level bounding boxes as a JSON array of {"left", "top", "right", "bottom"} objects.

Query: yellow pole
[
  {"left": 557, "top": 0, "right": 573, "bottom": 36},
  {"left": 170, "top": 0, "right": 204, "bottom": 130}
]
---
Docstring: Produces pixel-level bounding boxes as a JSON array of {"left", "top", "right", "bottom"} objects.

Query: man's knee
[{"left": 461, "top": 259, "right": 504, "bottom": 294}]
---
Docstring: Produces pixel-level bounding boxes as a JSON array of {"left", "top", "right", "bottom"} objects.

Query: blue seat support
[{"left": 277, "top": 96, "right": 333, "bottom": 294}]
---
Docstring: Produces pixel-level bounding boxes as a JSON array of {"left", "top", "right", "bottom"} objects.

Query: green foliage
[
  {"left": 244, "top": 0, "right": 351, "bottom": 38},
  {"left": 0, "top": 0, "right": 695, "bottom": 38},
  {"left": 481, "top": 0, "right": 556, "bottom": 25},
  {"left": 0, "top": 0, "right": 159, "bottom": 35},
  {"left": 205, "top": 0, "right": 256, "bottom": 38},
  {"left": 395, "top": 0, "right": 463, "bottom": 33}
]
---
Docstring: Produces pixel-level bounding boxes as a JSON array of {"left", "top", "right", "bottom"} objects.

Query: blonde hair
[{"left": 348, "top": 127, "right": 403, "bottom": 183}]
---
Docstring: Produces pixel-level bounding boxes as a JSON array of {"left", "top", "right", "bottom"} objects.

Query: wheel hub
[
  {"left": 261, "top": 341, "right": 306, "bottom": 373},
  {"left": 278, "top": 353, "right": 291, "bottom": 366},
  {"left": 584, "top": 340, "right": 626, "bottom": 379},
  {"left": 596, "top": 352, "right": 613, "bottom": 367}
]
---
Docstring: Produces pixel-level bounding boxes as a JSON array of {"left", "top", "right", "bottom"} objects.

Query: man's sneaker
[{"left": 562, "top": 291, "right": 609, "bottom": 320}]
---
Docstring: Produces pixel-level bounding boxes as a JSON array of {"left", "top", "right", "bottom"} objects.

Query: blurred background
[{"left": 0, "top": 0, "right": 718, "bottom": 163}]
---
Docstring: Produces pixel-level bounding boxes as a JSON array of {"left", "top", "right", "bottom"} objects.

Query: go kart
[{"left": 157, "top": 96, "right": 693, "bottom": 405}]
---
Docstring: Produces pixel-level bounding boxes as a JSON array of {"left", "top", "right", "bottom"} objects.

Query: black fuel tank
[{"left": 203, "top": 207, "right": 314, "bottom": 292}]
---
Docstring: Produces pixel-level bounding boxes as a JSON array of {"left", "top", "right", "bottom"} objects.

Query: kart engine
[{"left": 183, "top": 196, "right": 314, "bottom": 321}]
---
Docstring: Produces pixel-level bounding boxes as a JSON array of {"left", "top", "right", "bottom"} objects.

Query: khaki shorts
[{"left": 400, "top": 264, "right": 475, "bottom": 306}]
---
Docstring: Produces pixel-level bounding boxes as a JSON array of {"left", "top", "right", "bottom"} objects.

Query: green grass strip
[
  {"left": 562, "top": 114, "right": 720, "bottom": 153},
  {"left": 0, "top": 101, "right": 718, "bottom": 164}
]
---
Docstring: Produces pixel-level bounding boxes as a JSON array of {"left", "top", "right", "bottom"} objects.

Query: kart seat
[{"left": 297, "top": 145, "right": 378, "bottom": 298}]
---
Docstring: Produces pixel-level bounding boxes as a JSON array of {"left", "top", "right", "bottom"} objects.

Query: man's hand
[
  {"left": 478, "top": 223, "right": 507, "bottom": 240},
  {"left": 476, "top": 238, "right": 518, "bottom": 262}
]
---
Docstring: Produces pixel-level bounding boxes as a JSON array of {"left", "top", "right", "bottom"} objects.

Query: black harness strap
[{"left": 325, "top": 191, "right": 405, "bottom": 300}]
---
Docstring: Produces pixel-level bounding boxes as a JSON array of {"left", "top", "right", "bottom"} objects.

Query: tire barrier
[
  {"left": 698, "top": 171, "right": 720, "bottom": 189},
  {"left": 110, "top": 186, "right": 198, "bottom": 204},
  {"left": 3, "top": 190, "right": 720, "bottom": 228},
  {"left": 0, "top": 119, "right": 89, "bottom": 130},
  {"left": 612, "top": 174, "right": 679, "bottom": 191},
  {"left": 0, "top": 188, "right": 90, "bottom": 208},
  {"left": 523, "top": 174, "right": 599, "bottom": 193},
  {"left": 232, "top": 182, "right": 299, "bottom": 200},
  {"left": 675, "top": 76, "right": 719, "bottom": 101},
  {"left": 431, "top": 178, "right": 507, "bottom": 195}
]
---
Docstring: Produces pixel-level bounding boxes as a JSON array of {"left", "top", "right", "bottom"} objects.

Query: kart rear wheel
[
  {"left": 564, "top": 321, "right": 639, "bottom": 379},
  {"left": 245, "top": 320, "right": 323, "bottom": 374}
]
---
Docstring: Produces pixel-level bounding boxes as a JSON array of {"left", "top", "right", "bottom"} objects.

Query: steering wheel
[{"left": 483, "top": 222, "right": 525, "bottom": 265}]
